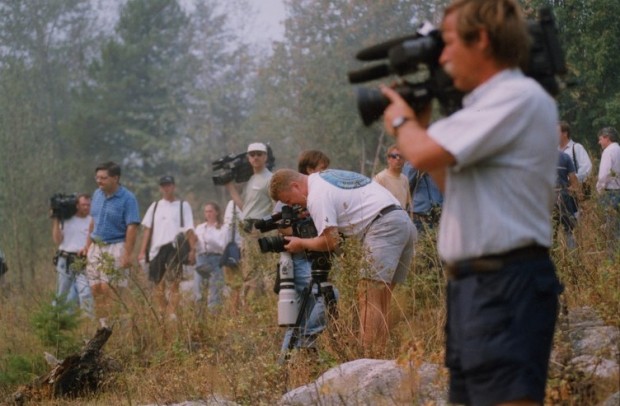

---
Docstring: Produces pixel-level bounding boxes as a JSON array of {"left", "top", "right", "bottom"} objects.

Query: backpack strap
[
  {"left": 180, "top": 200, "right": 184, "bottom": 228},
  {"left": 572, "top": 144, "right": 579, "bottom": 173},
  {"left": 146, "top": 200, "right": 159, "bottom": 262}
]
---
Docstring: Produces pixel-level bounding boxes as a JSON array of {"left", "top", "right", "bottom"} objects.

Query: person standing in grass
[{"left": 381, "top": 0, "right": 563, "bottom": 404}]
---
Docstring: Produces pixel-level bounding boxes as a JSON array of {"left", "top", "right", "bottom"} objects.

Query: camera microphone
[
  {"left": 355, "top": 34, "right": 418, "bottom": 61},
  {"left": 347, "top": 64, "right": 391, "bottom": 84}
]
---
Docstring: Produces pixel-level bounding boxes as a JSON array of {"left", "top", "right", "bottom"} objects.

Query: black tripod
[{"left": 280, "top": 252, "right": 338, "bottom": 361}]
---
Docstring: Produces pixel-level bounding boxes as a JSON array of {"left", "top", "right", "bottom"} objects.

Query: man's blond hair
[{"left": 269, "top": 169, "right": 304, "bottom": 201}]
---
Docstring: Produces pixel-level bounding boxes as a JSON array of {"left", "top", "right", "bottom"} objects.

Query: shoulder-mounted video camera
[
  {"left": 257, "top": 204, "right": 332, "bottom": 272},
  {"left": 347, "top": 7, "right": 566, "bottom": 126},
  {"left": 211, "top": 145, "right": 276, "bottom": 186},
  {"left": 49, "top": 193, "right": 78, "bottom": 220}
]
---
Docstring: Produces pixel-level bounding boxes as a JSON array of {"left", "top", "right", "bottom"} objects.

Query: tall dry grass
[{"left": 0, "top": 199, "right": 618, "bottom": 404}]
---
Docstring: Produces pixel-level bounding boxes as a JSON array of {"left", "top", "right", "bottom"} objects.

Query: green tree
[
  {"left": 243, "top": 0, "right": 449, "bottom": 174},
  {"left": 0, "top": 0, "right": 99, "bottom": 285},
  {"left": 66, "top": 0, "right": 196, "bottom": 203}
]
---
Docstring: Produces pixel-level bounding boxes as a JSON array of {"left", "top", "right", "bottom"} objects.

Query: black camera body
[
  {"left": 257, "top": 205, "right": 331, "bottom": 271},
  {"left": 348, "top": 7, "right": 566, "bottom": 126},
  {"left": 211, "top": 145, "right": 276, "bottom": 186},
  {"left": 49, "top": 193, "right": 78, "bottom": 220}
]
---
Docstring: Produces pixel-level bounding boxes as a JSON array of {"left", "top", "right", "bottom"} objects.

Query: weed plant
[{"left": 0, "top": 200, "right": 618, "bottom": 404}]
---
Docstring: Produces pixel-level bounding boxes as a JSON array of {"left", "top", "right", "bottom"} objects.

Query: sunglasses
[
  {"left": 388, "top": 153, "right": 402, "bottom": 159},
  {"left": 248, "top": 151, "right": 265, "bottom": 157}
]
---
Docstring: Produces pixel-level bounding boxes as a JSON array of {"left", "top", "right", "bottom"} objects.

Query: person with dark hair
[
  {"left": 138, "top": 176, "right": 196, "bottom": 321},
  {"left": 555, "top": 152, "right": 579, "bottom": 249},
  {"left": 86, "top": 161, "right": 140, "bottom": 320},
  {"left": 193, "top": 201, "right": 228, "bottom": 311},
  {"left": 381, "top": 0, "right": 563, "bottom": 404},
  {"left": 559, "top": 121, "right": 592, "bottom": 184},
  {"left": 51, "top": 193, "right": 94, "bottom": 317},
  {"left": 297, "top": 150, "right": 330, "bottom": 175},
  {"left": 403, "top": 161, "right": 443, "bottom": 233}
]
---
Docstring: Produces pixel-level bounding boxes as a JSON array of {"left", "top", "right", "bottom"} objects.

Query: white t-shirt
[
  {"left": 59, "top": 215, "right": 92, "bottom": 253},
  {"left": 142, "top": 199, "right": 194, "bottom": 260},
  {"left": 307, "top": 170, "right": 400, "bottom": 238},
  {"left": 195, "top": 222, "right": 229, "bottom": 255},
  {"left": 223, "top": 200, "right": 243, "bottom": 245},
  {"left": 428, "top": 69, "right": 558, "bottom": 262},
  {"left": 596, "top": 142, "right": 620, "bottom": 192}
]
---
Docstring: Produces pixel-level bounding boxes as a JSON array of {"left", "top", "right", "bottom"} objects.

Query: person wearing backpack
[
  {"left": 138, "top": 176, "right": 196, "bottom": 321},
  {"left": 559, "top": 120, "right": 592, "bottom": 187}
]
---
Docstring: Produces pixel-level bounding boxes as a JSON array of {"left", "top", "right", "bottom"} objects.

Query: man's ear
[{"left": 476, "top": 28, "right": 491, "bottom": 54}]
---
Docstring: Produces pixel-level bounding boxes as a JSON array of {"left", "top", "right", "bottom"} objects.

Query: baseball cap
[
  {"left": 247, "top": 142, "right": 268, "bottom": 153},
  {"left": 159, "top": 175, "right": 175, "bottom": 185}
]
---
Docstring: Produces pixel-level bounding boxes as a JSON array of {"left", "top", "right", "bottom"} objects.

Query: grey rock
[{"left": 279, "top": 358, "right": 447, "bottom": 406}]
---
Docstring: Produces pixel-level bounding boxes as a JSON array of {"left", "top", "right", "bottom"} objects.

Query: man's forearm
[{"left": 125, "top": 224, "right": 138, "bottom": 259}]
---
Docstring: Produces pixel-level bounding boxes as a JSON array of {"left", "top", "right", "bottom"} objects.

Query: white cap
[{"left": 247, "top": 142, "right": 267, "bottom": 153}]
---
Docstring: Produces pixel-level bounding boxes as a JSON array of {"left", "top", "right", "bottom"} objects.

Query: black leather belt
[
  {"left": 58, "top": 250, "right": 79, "bottom": 258},
  {"left": 369, "top": 204, "right": 403, "bottom": 227},
  {"left": 445, "top": 244, "right": 549, "bottom": 280}
]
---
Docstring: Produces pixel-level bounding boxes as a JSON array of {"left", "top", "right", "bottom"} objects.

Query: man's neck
[
  {"left": 559, "top": 138, "right": 570, "bottom": 149},
  {"left": 104, "top": 184, "right": 119, "bottom": 197},
  {"left": 387, "top": 167, "right": 401, "bottom": 177}
]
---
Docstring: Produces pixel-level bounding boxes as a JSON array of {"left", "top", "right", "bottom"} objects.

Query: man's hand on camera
[
  {"left": 283, "top": 236, "right": 304, "bottom": 253},
  {"left": 381, "top": 85, "right": 430, "bottom": 136}
]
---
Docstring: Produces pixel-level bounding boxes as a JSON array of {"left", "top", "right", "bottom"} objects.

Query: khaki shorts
[{"left": 86, "top": 242, "right": 129, "bottom": 287}]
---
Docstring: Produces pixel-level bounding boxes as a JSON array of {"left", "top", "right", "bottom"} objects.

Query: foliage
[
  {"left": 30, "top": 298, "right": 82, "bottom": 357},
  {"left": 245, "top": 0, "right": 451, "bottom": 174}
]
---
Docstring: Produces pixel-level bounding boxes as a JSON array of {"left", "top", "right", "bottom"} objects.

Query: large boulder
[{"left": 279, "top": 358, "right": 446, "bottom": 405}]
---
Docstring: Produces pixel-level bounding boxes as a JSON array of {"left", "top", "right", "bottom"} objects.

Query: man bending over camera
[
  {"left": 381, "top": 0, "right": 563, "bottom": 404},
  {"left": 269, "top": 168, "right": 416, "bottom": 356}
]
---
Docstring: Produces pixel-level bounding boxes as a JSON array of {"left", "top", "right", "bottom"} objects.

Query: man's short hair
[
  {"left": 77, "top": 193, "right": 91, "bottom": 201},
  {"left": 559, "top": 121, "right": 571, "bottom": 138},
  {"left": 298, "top": 150, "right": 330, "bottom": 175},
  {"left": 95, "top": 161, "right": 121, "bottom": 178},
  {"left": 269, "top": 169, "right": 304, "bottom": 201},
  {"left": 598, "top": 127, "right": 619, "bottom": 142},
  {"left": 445, "top": 0, "right": 529, "bottom": 69}
]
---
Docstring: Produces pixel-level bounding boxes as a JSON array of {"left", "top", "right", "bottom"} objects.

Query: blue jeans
[
  {"left": 193, "top": 253, "right": 225, "bottom": 310},
  {"left": 55, "top": 256, "right": 94, "bottom": 318},
  {"left": 600, "top": 190, "right": 620, "bottom": 242},
  {"left": 280, "top": 253, "right": 336, "bottom": 353}
]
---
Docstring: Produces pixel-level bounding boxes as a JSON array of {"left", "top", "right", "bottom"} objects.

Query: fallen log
[{"left": 11, "top": 327, "right": 115, "bottom": 405}]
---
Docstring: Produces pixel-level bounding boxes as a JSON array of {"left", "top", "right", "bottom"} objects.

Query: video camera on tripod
[
  {"left": 255, "top": 205, "right": 335, "bottom": 328},
  {"left": 347, "top": 7, "right": 566, "bottom": 126},
  {"left": 211, "top": 145, "right": 276, "bottom": 186}
]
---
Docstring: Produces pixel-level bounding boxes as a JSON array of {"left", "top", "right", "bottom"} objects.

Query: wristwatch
[{"left": 392, "top": 116, "right": 411, "bottom": 134}]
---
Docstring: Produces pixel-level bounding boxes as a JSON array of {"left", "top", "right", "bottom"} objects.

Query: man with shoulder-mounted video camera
[
  {"left": 224, "top": 142, "right": 274, "bottom": 300},
  {"left": 381, "top": 1, "right": 563, "bottom": 405},
  {"left": 269, "top": 168, "right": 416, "bottom": 357},
  {"left": 51, "top": 193, "right": 94, "bottom": 318}
]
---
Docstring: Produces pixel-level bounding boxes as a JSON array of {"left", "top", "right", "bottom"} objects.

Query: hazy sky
[
  {"left": 97, "top": 0, "right": 287, "bottom": 45},
  {"left": 252, "top": 0, "right": 286, "bottom": 42}
]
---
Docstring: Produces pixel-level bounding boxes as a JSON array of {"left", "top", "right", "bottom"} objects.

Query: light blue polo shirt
[{"left": 90, "top": 186, "right": 140, "bottom": 244}]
